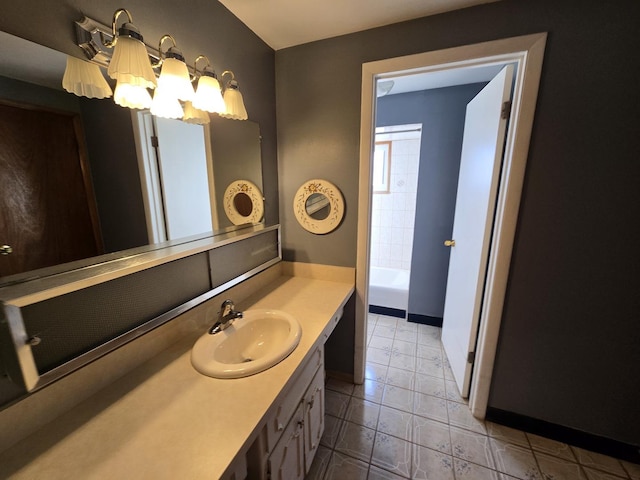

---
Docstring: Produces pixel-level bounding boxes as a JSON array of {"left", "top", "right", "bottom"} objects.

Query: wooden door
[
  {"left": 0, "top": 101, "right": 103, "bottom": 278},
  {"left": 441, "top": 65, "right": 514, "bottom": 397}
]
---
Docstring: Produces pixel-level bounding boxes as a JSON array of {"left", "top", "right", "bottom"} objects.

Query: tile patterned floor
[{"left": 306, "top": 314, "right": 640, "bottom": 480}]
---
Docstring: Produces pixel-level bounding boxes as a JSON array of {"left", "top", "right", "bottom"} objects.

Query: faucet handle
[{"left": 220, "top": 299, "right": 235, "bottom": 317}]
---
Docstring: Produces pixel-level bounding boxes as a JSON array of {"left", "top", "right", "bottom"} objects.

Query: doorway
[{"left": 355, "top": 33, "right": 547, "bottom": 418}]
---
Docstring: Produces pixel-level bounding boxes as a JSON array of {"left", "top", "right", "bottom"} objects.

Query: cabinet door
[
  {"left": 268, "top": 404, "right": 305, "bottom": 480},
  {"left": 303, "top": 367, "right": 325, "bottom": 473}
]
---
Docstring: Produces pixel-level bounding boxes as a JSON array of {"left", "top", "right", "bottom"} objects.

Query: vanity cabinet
[{"left": 246, "top": 347, "right": 326, "bottom": 480}]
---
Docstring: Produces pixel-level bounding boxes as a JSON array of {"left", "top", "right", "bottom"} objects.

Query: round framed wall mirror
[
  {"left": 293, "top": 179, "right": 344, "bottom": 234},
  {"left": 223, "top": 180, "right": 264, "bottom": 225}
]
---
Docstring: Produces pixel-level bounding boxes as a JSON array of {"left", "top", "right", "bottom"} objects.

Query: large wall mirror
[{"left": 0, "top": 31, "right": 264, "bottom": 287}]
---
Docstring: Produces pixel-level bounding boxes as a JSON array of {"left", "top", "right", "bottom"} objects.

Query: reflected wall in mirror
[
  {"left": 209, "top": 116, "right": 263, "bottom": 229},
  {"left": 305, "top": 193, "right": 331, "bottom": 220},
  {"left": 0, "top": 31, "right": 263, "bottom": 287}
]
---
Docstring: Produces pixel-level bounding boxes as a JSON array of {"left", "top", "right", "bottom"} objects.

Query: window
[{"left": 373, "top": 141, "right": 391, "bottom": 193}]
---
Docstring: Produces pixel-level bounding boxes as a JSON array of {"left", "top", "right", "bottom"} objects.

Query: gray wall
[
  {"left": 376, "top": 84, "right": 486, "bottom": 319},
  {"left": 276, "top": 0, "right": 640, "bottom": 446},
  {"left": 0, "top": 0, "right": 278, "bottom": 228}
]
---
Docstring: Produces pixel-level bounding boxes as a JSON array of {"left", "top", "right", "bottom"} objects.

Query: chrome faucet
[{"left": 208, "top": 299, "right": 243, "bottom": 334}]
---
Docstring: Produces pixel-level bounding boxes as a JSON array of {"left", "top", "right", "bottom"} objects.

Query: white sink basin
[{"left": 191, "top": 309, "right": 302, "bottom": 378}]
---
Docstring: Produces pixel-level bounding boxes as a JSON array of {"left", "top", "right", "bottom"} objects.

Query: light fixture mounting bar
[{"left": 73, "top": 16, "right": 196, "bottom": 76}]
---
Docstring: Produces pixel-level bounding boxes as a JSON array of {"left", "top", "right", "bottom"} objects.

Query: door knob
[
  {"left": 0, "top": 245, "right": 13, "bottom": 255},
  {"left": 444, "top": 240, "right": 456, "bottom": 247}
]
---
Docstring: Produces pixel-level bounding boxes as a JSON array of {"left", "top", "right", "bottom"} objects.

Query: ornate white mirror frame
[
  {"left": 293, "top": 179, "right": 344, "bottom": 234},
  {"left": 223, "top": 180, "right": 264, "bottom": 225}
]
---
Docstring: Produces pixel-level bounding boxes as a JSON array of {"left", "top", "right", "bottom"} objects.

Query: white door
[
  {"left": 441, "top": 65, "right": 514, "bottom": 397},
  {"left": 154, "top": 117, "right": 213, "bottom": 240}
]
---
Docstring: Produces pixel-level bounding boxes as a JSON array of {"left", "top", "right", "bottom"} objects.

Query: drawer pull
[{"left": 277, "top": 422, "right": 284, "bottom": 431}]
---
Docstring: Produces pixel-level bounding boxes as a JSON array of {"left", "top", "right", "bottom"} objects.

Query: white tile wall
[{"left": 370, "top": 137, "right": 421, "bottom": 271}]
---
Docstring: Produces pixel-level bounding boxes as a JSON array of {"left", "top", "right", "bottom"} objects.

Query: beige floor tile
[
  {"left": 392, "top": 339, "right": 417, "bottom": 357},
  {"left": 535, "top": 451, "right": 587, "bottom": 479},
  {"left": 326, "top": 376, "right": 355, "bottom": 395},
  {"left": 325, "top": 390, "right": 350, "bottom": 418},
  {"left": 368, "top": 464, "right": 409, "bottom": 479},
  {"left": 346, "top": 397, "right": 381, "bottom": 429},
  {"left": 412, "top": 444, "right": 455, "bottom": 480},
  {"left": 526, "top": 432, "right": 575, "bottom": 461},
  {"left": 373, "top": 324, "right": 397, "bottom": 339},
  {"left": 417, "top": 344, "right": 443, "bottom": 362},
  {"left": 306, "top": 445, "right": 332, "bottom": 480},
  {"left": 415, "top": 373, "right": 446, "bottom": 398},
  {"left": 377, "top": 406, "right": 413, "bottom": 442},
  {"left": 368, "top": 346, "right": 392, "bottom": 366},
  {"left": 393, "top": 330, "right": 415, "bottom": 343},
  {"left": 321, "top": 414, "right": 343, "bottom": 448},
  {"left": 450, "top": 425, "right": 495, "bottom": 469},
  {"left": 389, "top": 352, "right": 416, "bottom": 371},
  {"left": 453, "top": 457, "right": 500, "bottom": 479},
  {"left": 416, "top": 357, "right": 444, "bottom": 378},
  {"left": 371, "top": 433, "right": 412, "bottom": 478},
  {"left": 444, "top": 379, "right": 467, "bottom": 403},
  {"left": 583, "top": 466, "right": 630, "bottom": 480},
  {"left": 370, "top": 335, "right": 394, "bottom": 351},
  {"left": 324, "top": 451, "right": 369, "bottom": 480},
  {"left": 490, "top": 438, "right": 542, "bottom": 479},
  {"left": 353, "top": 379, "right": 385, "bottom": 403},
  {"left": 447, "top": 400, "right": 486, "bottom": 434},
  {"left": 365, "top": 362, "right": 388, "bottom": 383},
  {"left": 385, "top": 366, "right": 415, "bottom": 390},
  {"left": 413, "top": 415, "right": 452, "bottom": 454},
  {"left": 382, "top": 384, "right": 414, "bottom": 411},
  {"left": 487, "top": 422, "right": 529, "bottom": 448},
  {"left": 572, "top": 447, "right": 628, "bottom": 477},
  {"left": 622, "top": 460, "right": 640, "bottom": 480},
  {"left": 414, "top": 392, "right": 449, "bottom": 423},
  {"left": 335, "top": 421, "right": 376, "bottom": 463}
]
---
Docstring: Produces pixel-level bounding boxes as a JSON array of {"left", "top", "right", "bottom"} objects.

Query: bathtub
[{"left": 368, "top": 266, "right": 410, "bottom": 312}]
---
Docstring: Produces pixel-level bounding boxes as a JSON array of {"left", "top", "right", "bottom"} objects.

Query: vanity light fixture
[
  {"left": 68, "top": 9, "right": 251, "bottom": 120},
  {"left": 62, "top": 55, "right": 113, "bottom": 99},
  {"left": 183, "top": 101, "right": 211, "bottom": 125},
  {"left": 220, "top": 71, "right": 248, "bottom": 121},
  {"left": 103, "top": 8, "right": 156, "bottom": 109},
  {"left": 150, "top": 35, "right": 194, "bottom": 118},
  {"left": 192, "top": 55, "right": 225, "bottom": 114}
]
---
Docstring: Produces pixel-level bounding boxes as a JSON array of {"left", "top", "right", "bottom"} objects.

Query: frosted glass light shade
[
  {"left": 193, "top": 75, "right": 225, "bottom": 113},
  {"left": 62, "top": 56, "right": 112, "bottom": 99},
  {"left": 157, "top": 57, "right": 194, "bottom": 102},
  {"left": 183, "top": 102, "right": 210, "bottom": 125},
  {"left": 107, "top": 36, "right": 156, "bottom": 89},
  {"left": 151, "top": 86, "right": 184, "bottom": 119},
  {"left": 221, "top": 86, "right": 248, "bottom": 120},
  {"left": 114, "top": 82, "right": 152, "bottom": 109}
]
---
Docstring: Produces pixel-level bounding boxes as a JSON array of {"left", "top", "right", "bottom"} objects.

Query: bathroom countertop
[{"left": 0, "top": 274, "right": 354, "bottom": 479}]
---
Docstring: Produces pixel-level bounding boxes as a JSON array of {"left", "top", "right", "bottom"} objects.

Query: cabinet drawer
[
  {"left": 265, "top": 347, "right": 323, "bottom": 451},
  {"left": 267, "top": 403, "right": 305, "bottom": 480}
]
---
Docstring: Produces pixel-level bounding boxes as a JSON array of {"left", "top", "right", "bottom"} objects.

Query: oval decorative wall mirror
[
  {"left": 223, "top": 180, "right": 264, "bottom": 225},
  {"left": 293, "top": 179, "right": 344, "bottom": 234}
]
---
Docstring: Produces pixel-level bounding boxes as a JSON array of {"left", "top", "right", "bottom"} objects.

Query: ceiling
[{"left": 218, "top": 0, "right": 498, "bottom": 50}]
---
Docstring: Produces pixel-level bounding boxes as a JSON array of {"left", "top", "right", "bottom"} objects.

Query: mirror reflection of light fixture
[
  {"left": 183, "top": 101, "right": 210, "bottom": 125},
  {"left": 104, "top": 9, "right": 156, "bottom": 109},
  {"left": 66, "top": 9, "right": 252, "bottom": 120},
  {"left": 219, "top": 71, "right": 248, "bottom": 120},
  {"left": 62, "top": 56, "right": 113, "bottom": 99},
  {"left": 192, "top": 55, "right": 225, "bottom": 114}
]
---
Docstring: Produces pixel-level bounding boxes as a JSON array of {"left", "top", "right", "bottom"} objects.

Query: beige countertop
[{"left": 0, "top": 273, "right": 354, "bottom": 479}]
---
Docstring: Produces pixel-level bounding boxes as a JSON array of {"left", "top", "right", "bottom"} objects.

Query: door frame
[{"left": 355, "top": 33, "right": 547, "bottom": 417}]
